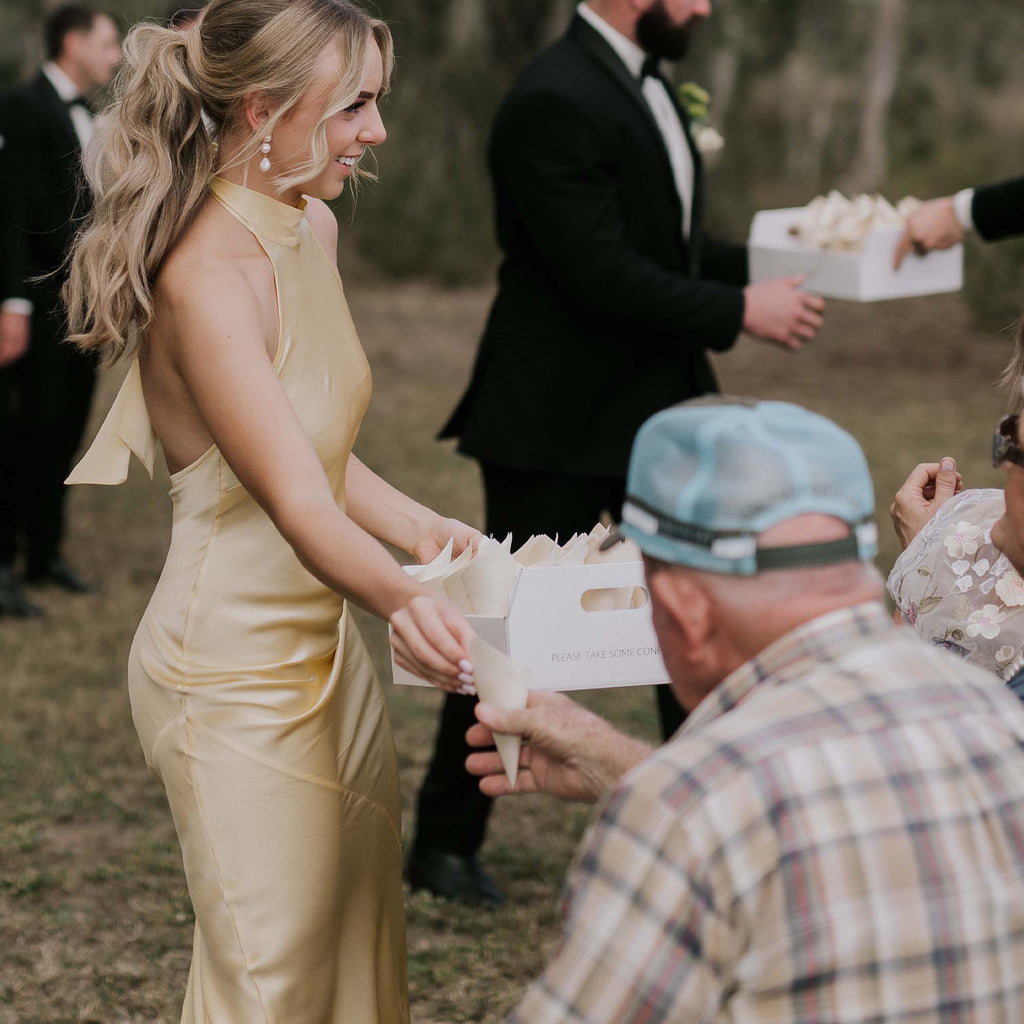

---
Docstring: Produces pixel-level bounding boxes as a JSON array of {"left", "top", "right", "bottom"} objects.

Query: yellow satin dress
[{"left": 67, "top": 177, "right": 410, "bottom": 1024}]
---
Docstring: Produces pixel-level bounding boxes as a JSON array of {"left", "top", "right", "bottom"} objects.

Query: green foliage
[
  {"left": 679, "top": 81, "right": 710, "bottom": 122},
  {"left": 3, "top": 0, "right": 1024, "bottom": 297}
]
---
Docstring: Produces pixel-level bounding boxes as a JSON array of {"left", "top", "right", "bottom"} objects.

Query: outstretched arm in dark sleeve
[
  {"left": 972, "top": 176, "right": 1024, "bottom": 243},
  {"left": 699, "top": 233, "right": 749, "bottom": 288}
]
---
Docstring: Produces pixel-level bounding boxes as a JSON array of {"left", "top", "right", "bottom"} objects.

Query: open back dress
[{"left": 67, "top": 177, "right": 409, "bottom": 1024}]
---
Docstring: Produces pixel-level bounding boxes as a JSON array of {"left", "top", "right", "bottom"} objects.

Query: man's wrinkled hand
[{"left": 465, "top": 690, "right": 651, "bottom": 803}]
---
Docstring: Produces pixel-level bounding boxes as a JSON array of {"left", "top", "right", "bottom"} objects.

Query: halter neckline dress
[{"left": 68, "top": 176, "right": 410, "bottom": 1024}]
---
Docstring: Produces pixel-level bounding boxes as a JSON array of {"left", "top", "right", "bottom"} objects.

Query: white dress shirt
[
  {"left": 42, "top": 61, "right": 94, "bottom": 150},
  {"left": 1, "top": 63, "right": 94, "bottom": 318},
  {"left": 953, "top": 187, "right": 976, "bottom": 232},
  {"left": 577, "top": 2, "right": 695, "bottom": 238}
]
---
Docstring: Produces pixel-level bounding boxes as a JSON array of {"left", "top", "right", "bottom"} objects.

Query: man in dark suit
[
  {"left": 894, "top": 177, "right": 1024, "bottom": 267},
  {"left": 0, "top": 5, "right": 120, "bottom": 617},
  {"left": 408, "top": 0, "right": 826, "bottom": 903}
]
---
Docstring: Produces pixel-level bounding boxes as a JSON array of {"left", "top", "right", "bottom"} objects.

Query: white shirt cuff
[
  {"left": 1, "top": 298, "right": 33, "bottom": 316},
  {"left": 953, "top": 188, "right": 975, "bottom": 232}
]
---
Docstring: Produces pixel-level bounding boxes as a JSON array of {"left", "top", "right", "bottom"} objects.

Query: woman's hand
[
  {"left": 890, "top": 457, "right": 962, "bottom": 550},
  {"left": 410, "top": 515, "right": 482, "bottom": 565},
  {"left": 390, "top": 590, "right": 477, "bottom": 694},
  {"left": 393, "top": 515, "right": 481, "bottom": 692}
]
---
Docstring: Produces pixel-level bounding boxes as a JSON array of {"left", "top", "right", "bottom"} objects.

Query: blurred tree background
[
  {"left": 2, "top": 0, "right": 1023, "bottom": 314},
  {"left": 2, "top": 9, "right": 1022, "bottom": 1018}
]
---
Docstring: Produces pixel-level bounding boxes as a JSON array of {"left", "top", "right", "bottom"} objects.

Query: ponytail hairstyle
[{"left": 66, "top": 0, "right": 393, "bottom": 363}]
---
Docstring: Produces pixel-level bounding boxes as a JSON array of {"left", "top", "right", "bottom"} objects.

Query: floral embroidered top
[{"left": 887, "top": 488, "right": 1024, "bottom": 682}]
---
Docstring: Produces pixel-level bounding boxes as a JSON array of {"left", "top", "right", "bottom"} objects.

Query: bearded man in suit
[
  {"left": 0, "top": 5, "right": 121, "bottom": 617},
  {"left": 408, "top": 0, "right": 826, "bottom": 903}
]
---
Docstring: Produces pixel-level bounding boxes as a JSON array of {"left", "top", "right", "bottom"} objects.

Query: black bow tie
[
  {"left": 640, "top": 55, "right": 662, "bottom": 81},
  {"left": 65, "top": 95, "right": 89, "bottom": 110}
]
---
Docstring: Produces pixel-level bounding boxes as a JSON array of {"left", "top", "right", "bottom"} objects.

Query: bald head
[{"left": 644, "top": 515, "right": 883, "bottom": 711}]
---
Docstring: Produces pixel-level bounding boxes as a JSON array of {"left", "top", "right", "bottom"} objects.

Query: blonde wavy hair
[
  {"left": 65, "top": 0, "right": 393, "bottom": 362},
  {"left": 1000, "top": 313, "right": 1024, "bottom": 417}
]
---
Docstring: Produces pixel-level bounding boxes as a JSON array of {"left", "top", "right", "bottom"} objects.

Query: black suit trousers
[
  {"left": 412, "top": 463, "right": 685, "bottom": 857},
  {"left": 0, "top": 297, "right": 96, "bottom": 568}
]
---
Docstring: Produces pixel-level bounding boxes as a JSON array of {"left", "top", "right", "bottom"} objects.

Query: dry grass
[{"left": 0, "top": 275, "right": 1015, "bottom": 1023}]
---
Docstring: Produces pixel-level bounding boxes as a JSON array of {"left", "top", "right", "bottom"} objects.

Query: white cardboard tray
[
  {"left": 748, "top": 206, "right": 963, "bottom": 301},
  {"left": 391, "top": 561, "right": 669, "bottom": 692}
]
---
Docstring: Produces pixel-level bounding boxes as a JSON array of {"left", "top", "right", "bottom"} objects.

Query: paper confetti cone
[
  {"left": 469, "top": 635, "right": 530, "bottom": 789},
  {"left": 445, "top": 535, "right": 521, "bottom": 615}
]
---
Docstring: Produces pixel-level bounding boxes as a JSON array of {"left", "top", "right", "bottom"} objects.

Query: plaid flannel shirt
[{"left": 511, "top": 603, "right": 1024, "bottom": 1023}]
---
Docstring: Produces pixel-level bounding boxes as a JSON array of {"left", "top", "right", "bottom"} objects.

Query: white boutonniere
[{"left": 678, "top": 82, "right": 724, "bottom": 158}]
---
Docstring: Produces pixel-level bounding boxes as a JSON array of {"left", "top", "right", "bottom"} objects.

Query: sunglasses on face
[{"left": 994, "top": 414, "right": 1024, "bottom": 469}]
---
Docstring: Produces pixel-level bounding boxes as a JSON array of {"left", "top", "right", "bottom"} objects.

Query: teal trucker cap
[{"left": 615, "top": 398, "right": 878, "bottom": 575}]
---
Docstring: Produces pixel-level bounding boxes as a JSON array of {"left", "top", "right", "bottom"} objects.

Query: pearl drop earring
[{"left": 259, "top": 135, "right": 272, "bottom": 173}]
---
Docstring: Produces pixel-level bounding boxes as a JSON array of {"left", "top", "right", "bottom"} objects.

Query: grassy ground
[{"left": 0, "top": 276, "right": 1016, "bottom": 1023}]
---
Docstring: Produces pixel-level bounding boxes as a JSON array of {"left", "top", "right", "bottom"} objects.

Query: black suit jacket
[
  {"left": 972, "top": 176, "right": 1024, "bottom": 243},
  {"left": 442, "top": 16, "right": 748, "bottom": 479},
  {"left": 0, "top": 70, "right": 91, "bottom": 318}
]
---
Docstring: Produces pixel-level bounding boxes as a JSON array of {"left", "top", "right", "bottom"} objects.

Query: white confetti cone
[
  {"left": 407, "top": 538, "right": 454, "bottom": 579},
  {"left": 513, "top": 534, "right": 557, "bottom": 567},
  {"left": 469, "top": 635, "right": 530, "bottom": 789},
  {"left": 445, "top": 535, "right": 521, "bottom": 615},
  {"left": 584, "top": 522, "right": 610, "bottom": 559},
  {"left": 582, "top": 530, "right": 643, "bottom": 610},
  {"left": 416, "top": 542, "right": 475, "bottom": 596},
  {"left": 533, "top": 533, "right": 589, "bottom": 568}
]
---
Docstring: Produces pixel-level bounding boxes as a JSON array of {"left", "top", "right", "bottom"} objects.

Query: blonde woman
[{"left": 64, "top": 1, "right": 479, "bottom": 1020}]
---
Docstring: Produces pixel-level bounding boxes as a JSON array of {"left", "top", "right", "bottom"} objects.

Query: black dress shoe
[
  {"left": 24, "top": 557, "right": 98, "bottom": 594},
  {"left": 0, "top": 566, "right": 45, "bottom": 619},
  {"left": 406, "top": 847, "right": 505, "bottom": 906}
]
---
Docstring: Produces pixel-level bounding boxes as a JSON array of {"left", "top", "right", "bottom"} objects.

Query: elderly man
[{"left": 468, "top": 398, "right": 1024, "bottom": 1022}]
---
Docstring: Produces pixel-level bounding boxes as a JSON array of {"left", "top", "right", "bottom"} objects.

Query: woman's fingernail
[
  {"left": 458, "top": 671, "right": 474, "bottom": 685},
  {"left": 458, "top": 684, "right": 476, "bottom": 697},
  {"left": 941, "top": 458, "right": 955, "bottom": 472},
  {"left": 458, "top": 659, "right": 473, "bottom": 674}
]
